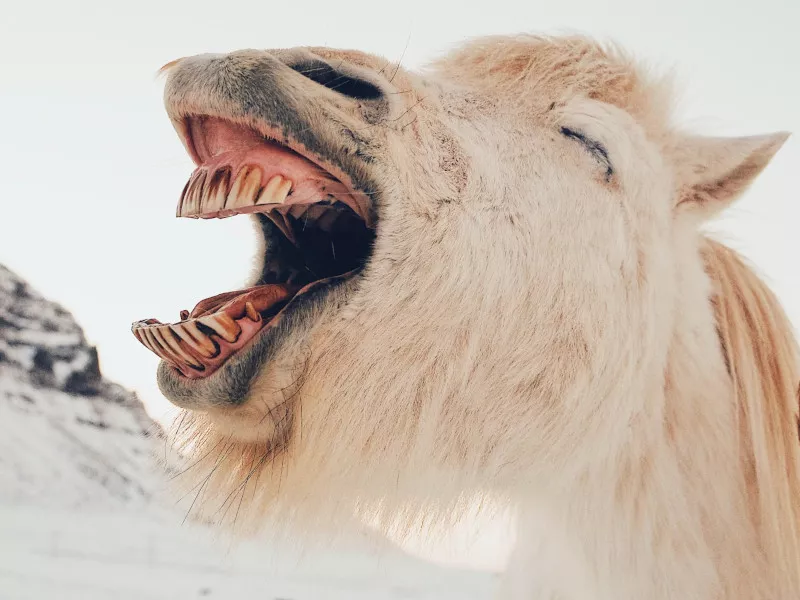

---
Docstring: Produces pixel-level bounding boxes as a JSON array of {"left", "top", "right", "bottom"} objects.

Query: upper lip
[
  {"left": 174, "top": 115, "right": 375, "bottom": 229},
  {"left": 162, "top": 52, "right": 379, "bottom": 224}
]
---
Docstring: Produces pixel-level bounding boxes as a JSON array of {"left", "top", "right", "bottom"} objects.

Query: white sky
[{"left": 1, "top": 0, "right": 798, "bottom": 433}]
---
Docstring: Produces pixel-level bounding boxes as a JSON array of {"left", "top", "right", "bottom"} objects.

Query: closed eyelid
[{"left": 560, "top": 126, "right": 614, "bottom": 182}]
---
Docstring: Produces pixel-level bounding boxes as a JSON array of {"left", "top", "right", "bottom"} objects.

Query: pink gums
[{"left": 189, "top": 117, "right": 352, "bottom": 207}]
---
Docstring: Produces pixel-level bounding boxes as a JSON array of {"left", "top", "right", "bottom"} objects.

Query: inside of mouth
[{"left": 132, "top": 117, "right": 375, "bottom": 379}]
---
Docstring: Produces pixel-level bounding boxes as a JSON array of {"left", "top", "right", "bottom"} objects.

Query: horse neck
[{"left": 536, "top": 258, "right": 767, "bottom": 598}]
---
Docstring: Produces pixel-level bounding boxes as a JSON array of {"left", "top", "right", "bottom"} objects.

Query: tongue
[{"left": 188, "top": 283, "right": 299, "bottom": 320}]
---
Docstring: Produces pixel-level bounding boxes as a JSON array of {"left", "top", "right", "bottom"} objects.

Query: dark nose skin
[
  {"left": 284, "top": 57, "right": 386, "bottom": 102},
  {"left": 267, "top": 48, "right": 392, "bottom": 124}
]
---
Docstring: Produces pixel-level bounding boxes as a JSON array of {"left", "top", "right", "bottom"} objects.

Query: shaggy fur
[{"left": 158, "top": 35, "right": 799, "bottom": 599}]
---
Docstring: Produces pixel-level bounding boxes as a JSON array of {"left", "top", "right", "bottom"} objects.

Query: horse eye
[{"left": 560, "top": 127, "right": 614, "bottom": 182}]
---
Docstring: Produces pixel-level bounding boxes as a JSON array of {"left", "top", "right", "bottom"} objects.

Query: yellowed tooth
[
  {"left": 189, "top": 170, "right": 207, "bottom": 216},
  {"left": 244, "top": 302, "right": 260, "bottom": 322},
  {"left": 145, "top": 328, "right": 171, "bottom": 362},
  {"left": 177, "top": 179, "right": 191, "bottom": 217},
  {"left": 181, "top": 176, "right": 197, "bottom": 217},
  {"left": 256, "top": 175, "right": 282, "bottom": 205},
  {"left": 198, "top": 313, "right": 241, "bottom": 343},
  {"left": 133, "top": 328, "right": 152, "bottom": 351},
  {"left": 240, "top": 168, "right": 262, "bottom": 205},
  {"left": 225, "top": 167, "right": 261, "bottom": 210},
  {"left": 155, "top": 325, "right": 201, "bottom": 368},
  {"left": 225, "top": 167, "right": 247, "bottom": 210},
  {"left": 203, "top": 167, "right": 231, "bottom": 214},
  {"left": 179, "top": 171, "right": 200, "bottom": 217},
  {"left": 171, "top": 322, "right": 216, "bottom": 358},
  {"left": 134, "top": 327, "right": 155, "bottom": 353},
  {"left": 276, "top": 177, "right": 292, "bottom": 202},
  {"left": 256, "top": 175, "right": 292, "bottom": 205},
  {"left": 141, "top": 327, "right": 170, "bottom": 364},
  {"left": 150, "top": 326, "right": 190, "bottom": 367},
  {"left": 182, "top": 321, "right": 219, "bottom": 355}
]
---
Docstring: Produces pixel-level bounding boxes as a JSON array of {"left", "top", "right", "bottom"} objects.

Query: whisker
[
  {"left": 169, "top": 435, "right": 224, "bottom": 481},
  {"left": 181, "top": 438, "right": 235, "bottom": 524},
  {"left": 389, "top": 33, "right": 412, "bottom": 84}
]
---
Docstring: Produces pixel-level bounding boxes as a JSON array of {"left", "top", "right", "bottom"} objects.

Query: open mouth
[{"left": 132, "top": 116, "right": 375, "bottom": 379}]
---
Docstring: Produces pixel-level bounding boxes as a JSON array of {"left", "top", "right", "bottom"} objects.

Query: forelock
[{"left": 429, "top": 34, "right": 674, "bottom": 139}]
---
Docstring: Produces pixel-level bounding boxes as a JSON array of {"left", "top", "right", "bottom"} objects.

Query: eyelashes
[{"left": 560, "top": 127, "right": 614, "bottom": 182}]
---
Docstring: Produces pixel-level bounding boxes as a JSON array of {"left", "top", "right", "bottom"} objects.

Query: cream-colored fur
[{"left": 161, "top": 35, "right": 799, "bottom": 599}]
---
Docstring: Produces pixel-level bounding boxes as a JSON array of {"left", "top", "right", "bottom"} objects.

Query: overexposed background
[{"left": 1, "top": 0, "right": 797, "bottom": 426}]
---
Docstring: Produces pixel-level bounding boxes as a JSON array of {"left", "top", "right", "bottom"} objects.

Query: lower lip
[{"left": 169, "top": 270, "right": 357, "bottom": 381}]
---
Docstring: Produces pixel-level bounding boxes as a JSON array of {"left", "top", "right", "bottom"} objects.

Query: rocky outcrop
[{"left": 0, "top": 264, "right": 162, "bottom": 507}]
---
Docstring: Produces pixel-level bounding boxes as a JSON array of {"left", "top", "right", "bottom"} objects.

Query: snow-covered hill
[
  {"left": 0, "top": 505, "right": 496, "bottom": 600},
  {"left": 0, "top": 264, "right": 161, "bottom": 507},
  {"left": 0, "top": 264, "right": 499, "bottom": 599}
]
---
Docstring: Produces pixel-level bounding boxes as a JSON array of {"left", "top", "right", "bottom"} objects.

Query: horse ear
[{"left": 671, "top": 132, "right": 789, "bottom": 219}]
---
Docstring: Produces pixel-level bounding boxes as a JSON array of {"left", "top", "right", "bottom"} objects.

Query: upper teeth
[{"left": 177, "top": 166, "right": 293, "bottom": 219}]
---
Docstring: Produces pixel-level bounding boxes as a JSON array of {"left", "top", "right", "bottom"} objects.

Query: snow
[
  {"left": 0, "top": 367, "right": 159, "bottom": 506},
  {"left": 0, "top": 505, "right": 497, "bottom": 600},
  {"left": 0, "top": 264, "right": 159, "bottom": 508}
]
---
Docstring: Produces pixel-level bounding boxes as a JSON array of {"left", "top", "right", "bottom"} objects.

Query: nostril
[{"left": 287, "top": 59, "right": 383, "bottom": 101}]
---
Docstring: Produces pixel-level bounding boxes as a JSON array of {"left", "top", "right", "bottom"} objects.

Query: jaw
[{"left": 155, "top": 273, "right": 359, "bottom": 411}]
